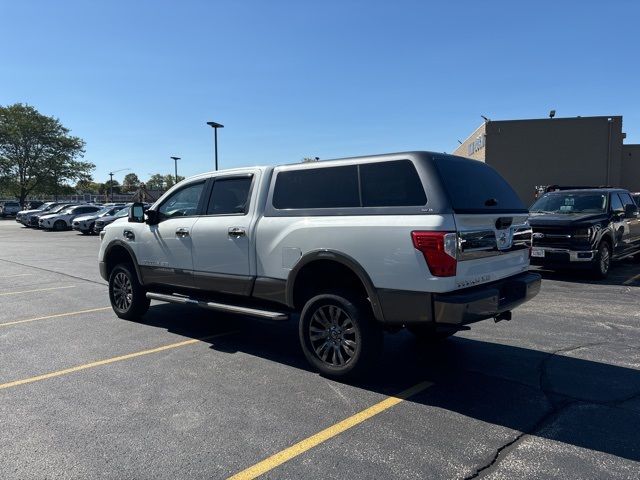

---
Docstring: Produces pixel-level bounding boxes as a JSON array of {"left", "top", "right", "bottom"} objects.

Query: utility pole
[{"left": 108, "top": 168, "right": 130, "bottom": 202}]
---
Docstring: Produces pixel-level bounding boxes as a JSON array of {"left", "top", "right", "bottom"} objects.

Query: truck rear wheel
[
  {"left": 299, "top": 292, "right": 382, "bottom": 379},
  {"left": 109, "top": 264, "right": 150, "bottom": 320}
]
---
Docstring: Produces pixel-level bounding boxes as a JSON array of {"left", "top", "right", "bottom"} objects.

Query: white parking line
[
  {"left": 623, "top": 273, "right": 640, "bottom": 285},
  {"left": 0, "top": 273, "right": 34, "bottom": 278},
  {"left": 0, "top": 285, "right": 76, "bottom": 296},
  {"left": 0, "top": 307, "right": 111, "bottom": 327}
]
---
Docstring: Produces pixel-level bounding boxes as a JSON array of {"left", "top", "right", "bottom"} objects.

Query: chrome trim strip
[
  {"left": 458, "top": 224, "right": 532, "bottom": 261},
  {"left": 533, "top": 247, "right": 597, "bottom": 262},
  {"left": 146, "top": 292, "right": 288, "bottom": 320}
]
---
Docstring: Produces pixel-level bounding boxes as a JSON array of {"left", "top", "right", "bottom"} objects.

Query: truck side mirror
[
  {"left": 624, "top": 203, "right": 638, "bottom": 219},
  {"left": 129, "top": 203, "right": 145, "bottom": 223}
]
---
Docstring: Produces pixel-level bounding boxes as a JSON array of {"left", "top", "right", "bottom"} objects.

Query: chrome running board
[{"left": 146, "top": 292, "right": 289, "bottom": 321}]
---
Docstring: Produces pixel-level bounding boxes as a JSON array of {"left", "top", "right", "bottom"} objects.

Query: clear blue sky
[{"left": 1, "top": 0, "right": 639, "bottom": 184}]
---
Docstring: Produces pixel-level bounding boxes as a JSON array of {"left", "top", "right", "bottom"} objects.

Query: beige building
[{"left": 453, "top": 115, "right": 640, "bottom": 204}]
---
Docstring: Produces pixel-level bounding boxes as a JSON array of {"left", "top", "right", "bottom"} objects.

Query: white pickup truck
[{"left": 99, "top": 151, "right": 540, "bottom": 378}]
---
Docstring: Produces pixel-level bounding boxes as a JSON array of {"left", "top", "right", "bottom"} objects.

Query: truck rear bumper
[
  {"left": 378, "top": 272, "right": 541, "bottom": 326},
  {"left": 433, "top": 272, "right": 541, "bottom": 325}
]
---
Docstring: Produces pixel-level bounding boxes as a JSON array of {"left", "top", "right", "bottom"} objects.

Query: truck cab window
[
  {"left": 158, "top": 182, "right": 205, "bottom": 218},
  {"left": 206, "top": 177, "right": 253, "bottom": 215}
]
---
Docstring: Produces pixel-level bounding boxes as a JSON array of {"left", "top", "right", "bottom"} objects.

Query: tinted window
[
  {"left": 273, "top": 165, "right": 359, "bottom": 209},
  {"left": 206, "top": 177, "right": 253, "bottom": 215},
  {"left": 360, "top": 161, "right": 426, "bottom": 207},
  {"left": 433, "top": 156, "right": 526, "bottom": 213},
  {"left": 618, "top": 192, "right": 635, "bottom": 208},
  {"left": 158, "top": 182, "right": 205, "bottom": 218},
  {"left": 610, "top": 194, "right": 624, "bottom": 213}
]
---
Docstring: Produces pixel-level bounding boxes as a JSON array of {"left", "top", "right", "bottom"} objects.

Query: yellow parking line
[
  {"left": 0, "top": 331, "right": 236, "bottom": 391},
  {"left": 0, "top": 285, "right": 76, "bottom": 296},
  {"left": 623, "top": 273, "right": 640, "bottom": 285},
  {"left": 0, "top": 307, "right": 111, "bottom": 328},
  {"left": 227, "top": 380, "right": 433, "bottom": 480}
]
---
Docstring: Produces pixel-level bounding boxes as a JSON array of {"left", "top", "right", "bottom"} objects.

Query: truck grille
[{"left": 532, "top": 227, "right": 572, "bottom": 248}]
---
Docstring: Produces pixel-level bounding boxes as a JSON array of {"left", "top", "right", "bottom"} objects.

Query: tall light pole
[
  {"left": 108, "top": 168, "right": 130, "bottom": 202},
  {"left": 206, "top": 121, "right": 224, "bottom": 171},
  {"left": 170, "top": 156, "right": 180, "bottom": 183}
]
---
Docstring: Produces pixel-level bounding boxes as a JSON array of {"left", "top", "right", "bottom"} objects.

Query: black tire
[
  {"left": 108, "top": 264, "right": 150, "bottom": 320},
  {"left": 299, "top": 292, "right": 383, "bottom": 379},
  {"left": 54, "top": 220, "right": 66, "bottom": 231},
  {"left": 592, "top": 240, "right": 611, "bottom": 279},
  {"left": 407, "top": 324, "right": 455, "bottom": 342}
]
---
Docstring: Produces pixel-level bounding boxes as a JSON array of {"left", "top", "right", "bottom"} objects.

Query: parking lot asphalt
[{"left": 0, "top": 218, "right": 639, "bottom": 479}]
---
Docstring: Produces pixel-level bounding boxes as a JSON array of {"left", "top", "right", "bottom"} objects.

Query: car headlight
[{"left": 572, "top": 228, "right": 592, "bottom": 240}]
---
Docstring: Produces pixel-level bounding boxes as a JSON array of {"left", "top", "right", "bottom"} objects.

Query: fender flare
[
  {"left": 286, "top": 250, "right": 385, "bottom": 323},
  {"left": 104, "top": 240, "right": 145, "bottom": 285}
]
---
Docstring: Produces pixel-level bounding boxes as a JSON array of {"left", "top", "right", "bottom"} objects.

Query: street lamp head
[
  {"left": 206, "top": 121, "right": 224, "bottom": 129},
  {"left": 170, "top": 156, "right": 181, "bottom": 161}
]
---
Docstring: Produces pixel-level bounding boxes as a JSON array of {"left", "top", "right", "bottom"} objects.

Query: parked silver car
[{"left": 73, "top": 205, "right": 126, "bottom": 234}]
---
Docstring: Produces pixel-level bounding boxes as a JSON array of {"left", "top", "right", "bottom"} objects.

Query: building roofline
[
  {"left": 455, "top": 122, "right": 487, "bottom": 151},
  {"left": 489, "top": 115, "right": 622, "bottom": 124}
]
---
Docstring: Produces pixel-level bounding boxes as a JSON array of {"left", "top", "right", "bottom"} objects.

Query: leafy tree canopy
[{"left": 0, "top": 103, "right": 93, "bottom": 204}]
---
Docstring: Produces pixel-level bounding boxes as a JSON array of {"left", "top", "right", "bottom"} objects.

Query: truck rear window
[{"left": 433, "top": 156, "right": 527, "bottom": 213}]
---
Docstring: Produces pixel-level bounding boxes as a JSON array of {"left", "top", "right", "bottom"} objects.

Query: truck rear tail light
[{"left": 411, "top": 231, "right": 457, "bottom": 277}]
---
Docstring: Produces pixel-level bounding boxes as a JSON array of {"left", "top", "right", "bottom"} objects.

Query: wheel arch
[
  {"left": 286, "top": 250, "right": 385, "bottom": 323},
  {"left": 104, "top": 240, "right": 144, "bottom": 285}
]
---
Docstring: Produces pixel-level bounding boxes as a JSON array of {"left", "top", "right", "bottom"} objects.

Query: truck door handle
[
  {"left": 175, "top": 228, "right": 190, "bottom": 238},
  {"left": 228, "top": 227, "right": 246, "bottom": 237}
]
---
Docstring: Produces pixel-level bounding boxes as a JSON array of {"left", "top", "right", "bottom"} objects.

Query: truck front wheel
[
  {"left": 592, "top": 241, "right": 611, "bottom": 279},
  {"left": 299, "top": 292, "right": 382, "bottom": 379},
  {"left": 109, "top": 263, "right": 150, "bottom": 320}
]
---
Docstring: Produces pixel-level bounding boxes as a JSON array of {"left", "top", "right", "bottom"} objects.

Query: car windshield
[
  {"left": 95, "top": 207, "right": 115, "bottom": 216},
  {"left": 48, "top": 205, "right": 71, "bottom": 214},
  {"left": 530, "top": 192, "right": 608, "bottom": 214},
  {"left": 114, "top": 206, "right": 130, "bottom": 218}
]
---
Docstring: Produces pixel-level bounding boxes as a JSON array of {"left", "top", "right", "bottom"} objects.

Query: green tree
[
  {"left": 164, "top": 174, "right": 185, "bottom": 188},
  {"left": 122, "top": 173, "right": 141, "bottom": 192},
  {"left": 0, "top": 103, "right": 93, "bottom": 205},
  {"left": 104, "top": 179, "right": 121, "bottom": 196},
  {"left": 76, "top": 179, "right": 101, "bottom": 194},
  {"left": 146, "top": 173, "right": 165, "bottom": 190}
]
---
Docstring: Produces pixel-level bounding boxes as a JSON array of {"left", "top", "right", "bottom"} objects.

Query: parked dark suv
[{"left": 529, "top": 188, "right": 640, "bottom": 278}]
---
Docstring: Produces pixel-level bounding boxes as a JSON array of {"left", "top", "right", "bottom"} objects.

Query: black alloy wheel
[
  {"left": 299, "top": 292, "right": 382, "bottom": 379},
  {"left": 108, "top": 264, "right": 150, "bottom": 320},
  {"left": 593, "top": 241, "right": 611, "bottom": 279}
]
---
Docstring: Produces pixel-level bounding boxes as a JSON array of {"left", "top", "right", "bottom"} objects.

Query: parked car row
[{"left": 15, "top": 202, "right": 135, "bottom": 234}]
